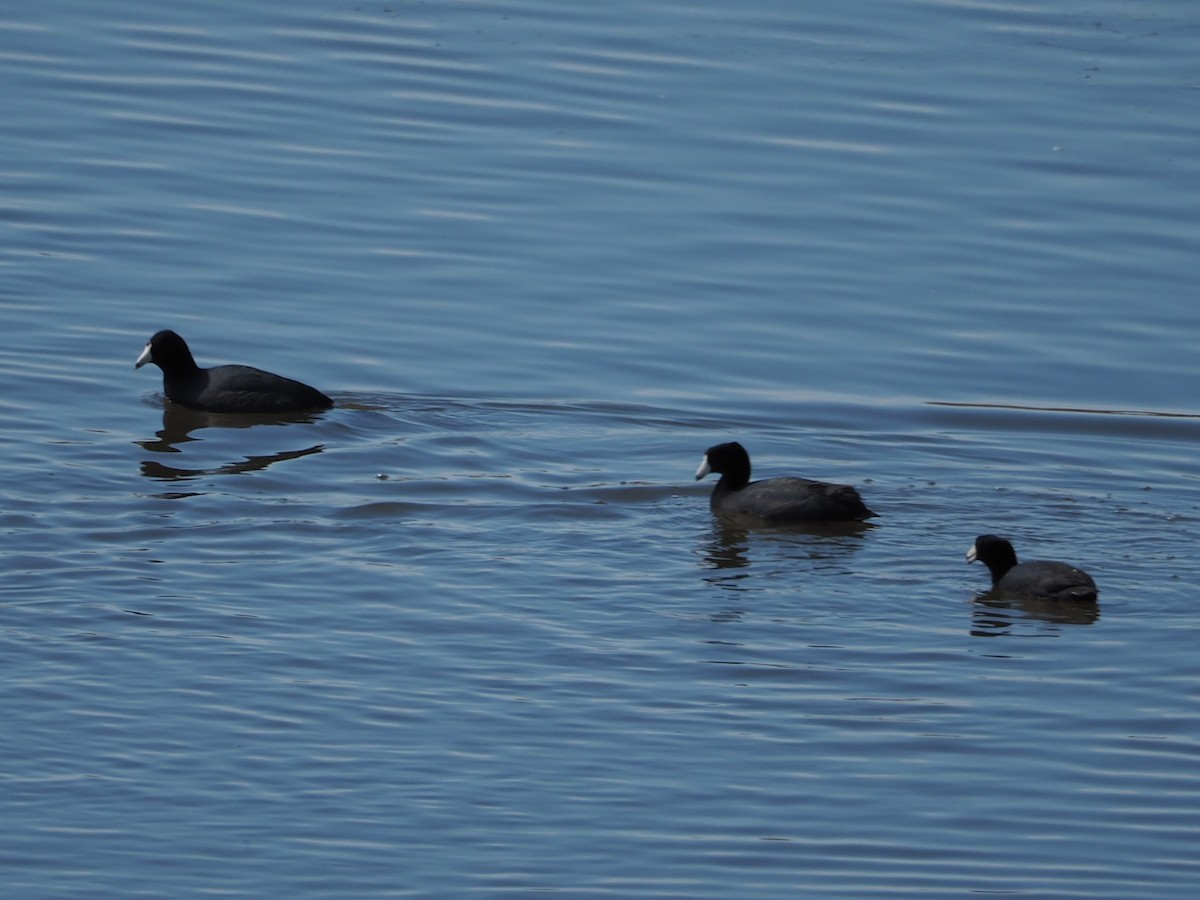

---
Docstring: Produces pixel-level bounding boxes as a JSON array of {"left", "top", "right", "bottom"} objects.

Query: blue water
[{"left": 3, "top": 0, "right": 1200, "bottom": 897}]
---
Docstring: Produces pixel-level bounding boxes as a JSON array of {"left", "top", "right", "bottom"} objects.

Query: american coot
[
  {"left": 135, "top": 330, "right": 333, "bottom": 414},
  {"left": 695, "top": 441, "right": 876, "bottom": 523},
  {"left": 966, "top": 534, "right": 1098, "bottom": 601}
]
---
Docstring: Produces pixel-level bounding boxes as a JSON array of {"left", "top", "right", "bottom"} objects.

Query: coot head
[
  {"left": 966, "top": 534, "right": 1018, "bottom": 579},
  {"left": 695, "top": 441, "right": 751, "bottom": 489},
  {"left": 135, "top": 329, "right": 197, "bottom": 375}
]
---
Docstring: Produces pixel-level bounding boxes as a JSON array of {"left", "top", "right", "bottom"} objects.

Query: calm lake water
[{"left": 3, "top": 0, "right": 1199, "bottom": 897}]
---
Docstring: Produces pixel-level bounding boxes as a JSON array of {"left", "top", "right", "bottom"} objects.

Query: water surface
[{"left": 2, "top": 0, "right": 1199, "bottom": 897}]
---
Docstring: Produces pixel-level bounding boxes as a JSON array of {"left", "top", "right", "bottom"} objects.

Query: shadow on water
[
  {"left": 135, "top": 403, "right": 326, "bottom": 481},
  {"left": 969, "top": 590, "right": 1100, "bottom": 636},
  {"left": 695, "top": 519, "right": 874, "bottom": 626},
  {"left": 929, "top": 400, "right": 1200, "bottom": 420},
  {"left": 698, "top": 517, "right": 874, "bottom": 576},
  {"left": 926, "top": 400, "right": 1200, "bottom": 442}
]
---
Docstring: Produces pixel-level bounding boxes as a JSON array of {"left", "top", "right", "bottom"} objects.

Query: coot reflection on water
[{"left": 135, "top": 404, "right": 326, "bottom": 481}]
